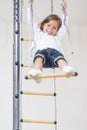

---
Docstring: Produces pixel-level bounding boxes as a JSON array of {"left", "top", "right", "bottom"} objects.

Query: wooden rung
[
  {"left": 21, "top": 91, "right": 56, "bottom": 96},
  {"left": 25, "top": 72, "right": 78, "bottom": 79},
  {"left": 21, "top": 64, "right": 33, "bottom": 68},
  {"left": 21, "top": 38, "right": 33, "bottom": 42},
  {"left": 21, "top": 119, "right": 57, "bottom": 124}
]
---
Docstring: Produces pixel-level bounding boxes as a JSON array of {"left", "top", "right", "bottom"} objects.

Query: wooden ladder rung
[
  {"left": 21, "top": 64, "right": 33, "bottom": 68},
  {"left": 21, "top": 119, "right": 57, "bottom": 124},
  {"left": 21, "top": 91, "right": 56, "bottom": 96},
  {"left": 21, "top": 38, "right": 33, "bottom": 42},
  {"left": 25, "top": 72, "right": 78, "bottom": 79}
]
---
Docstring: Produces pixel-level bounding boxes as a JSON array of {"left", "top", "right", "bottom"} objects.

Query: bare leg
[
  {"left": 56, "top": 59, "right": 74, "bottom": 73},
  {"left": 56, "top": 59, "right": 68, "bottom": 69},
  {"left": 28, "top": 57, "right": 43, "bottom": 77},
  {"left": 28, "top": 57, "right": 43, "bottom": 82},
  {"left": 34, "top": 57, "right": 43, "bottom": 71}
]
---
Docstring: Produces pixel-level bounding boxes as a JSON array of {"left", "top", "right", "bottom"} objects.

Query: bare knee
[
  {"left": 34, "top": 56, "right": 43, "bottom": 64},
  {"left": 56, "top": 58, "right": 68, "bottom": 69},
  {"left": 34, "top": 56, "right": 44, "bottom": 70}
]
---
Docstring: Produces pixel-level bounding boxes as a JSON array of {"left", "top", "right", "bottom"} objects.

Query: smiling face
[
  {"left": 40, "top": 14, "right": 62, "bottom": 36},
  {"left": 43, "top": 20, "right": 59, "bottom": 36}
]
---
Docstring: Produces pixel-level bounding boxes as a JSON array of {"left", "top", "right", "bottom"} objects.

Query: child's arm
[
  {"left": 57, "top": 1, "right": 68, "bottom": 40},
  {"left": 27, "top": 0, "right": 34, "bottom": 25}
]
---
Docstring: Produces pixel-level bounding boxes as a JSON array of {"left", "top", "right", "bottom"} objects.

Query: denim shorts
[{"left": 34, "top": 48, "right": 66, "bottom": 68}]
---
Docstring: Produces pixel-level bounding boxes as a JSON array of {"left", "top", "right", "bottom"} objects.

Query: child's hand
[
  {"left": 61, "top": 1, "right": 67, "bottom": 10},
  {"left": 28, "top": 0, "right": 33, "bottom": 7},
  {"left": 61, "top": 1, "right": 67, "bottom": 15},
  {"left": 28, "top": 0, "right": 33, "bottom": 3}
]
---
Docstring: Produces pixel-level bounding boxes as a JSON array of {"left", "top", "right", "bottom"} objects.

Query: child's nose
[{"left": 48, "top": 27, "right": 53, "bottom": 32}]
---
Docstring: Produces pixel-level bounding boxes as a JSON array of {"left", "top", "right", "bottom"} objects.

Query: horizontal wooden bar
[
  {"left": 21, "top": 64, "right": 33, "bottom": 68},
  {"left": 21, "top": 119, "right": 56, "bottom": 124},
  {"left": 25, "top": 72, "right": 78, "bottom": 79},
  {"left": 21, "top": 38, "right": 33, "bottom": 42},
  {"left": 21, "top": 91, "right": 56, "bottom": 96}
]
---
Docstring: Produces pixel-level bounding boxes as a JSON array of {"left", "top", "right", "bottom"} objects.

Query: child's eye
[
  {"left": 53, "top": 27, "right": 56, "bottom": 29},
  {"left": 47, "top": 24, "right": 50, "bottom": 27}
]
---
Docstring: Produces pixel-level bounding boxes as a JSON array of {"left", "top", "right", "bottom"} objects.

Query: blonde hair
[{"left": 40, "top": 14, "right": 62, "bottom": 31}]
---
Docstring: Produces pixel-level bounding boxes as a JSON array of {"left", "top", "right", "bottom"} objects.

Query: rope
[
  {"left": 20, "top": 0, "right": 24, "bottom": 130},
  {"left": 29, "top": 0, "right": 37, "bottom": 62},
  {"left": 30, "top": 0, "right": 34, "bottom": 38},
  {"left": 50, "top": 1, "right": 58, "bottom": 130},
  {"left": 53, "top": 69, "right": 58, "bottom": 130}
]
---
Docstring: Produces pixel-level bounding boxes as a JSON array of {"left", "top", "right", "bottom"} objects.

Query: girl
[{"left": 27, "top": 0, "right": 74, "bottom": 76}]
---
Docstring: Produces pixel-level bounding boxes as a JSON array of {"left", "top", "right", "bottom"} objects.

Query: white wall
[{"left": 0, "top": 0, "right": 87, "bottom": 130}]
